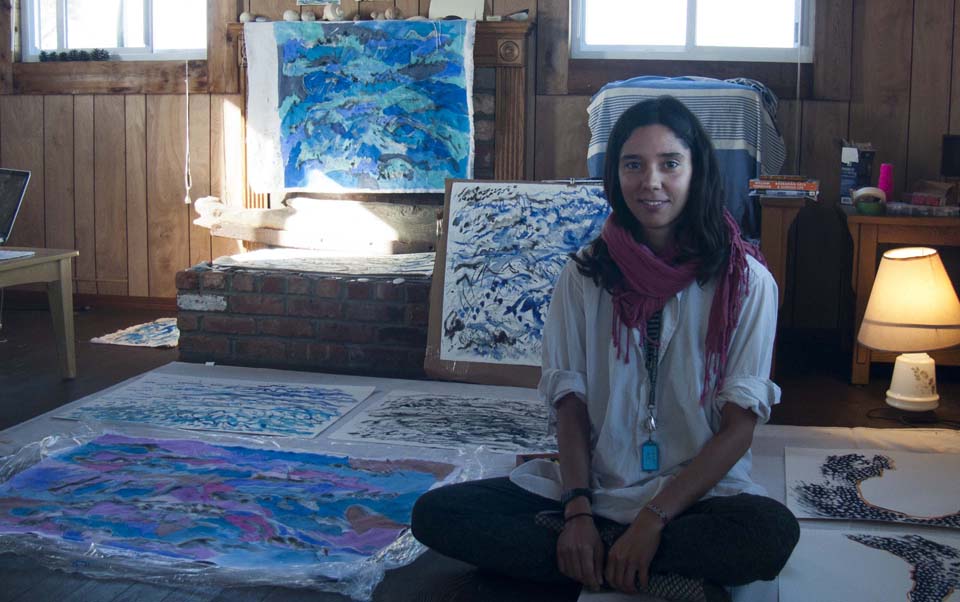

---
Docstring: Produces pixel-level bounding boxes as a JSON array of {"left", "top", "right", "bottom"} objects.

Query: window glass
[
  {"left": 572, "top": 0, "right": 813, "bottom": 62},
  {"left": 584, "top": 0, "right": 686, "bottom": 47},
  {"left": 67, "top": 0, "right": 121, "bottom": 49},
  {"left": 153, "top": 0, "right": 206, "bottom": 51},
  {"left": 696, "top": 0, "right": 797, "bottom": 48},
  {"left": 24, "top": 0, "right": 205, "bottom": 60},
  {"left": 36, "top": 0, "right": 59, "bottom": 51}
]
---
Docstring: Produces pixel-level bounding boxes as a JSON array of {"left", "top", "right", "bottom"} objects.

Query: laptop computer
[{"left": 0, "top": 168, "right": 30, "bottom": 245}]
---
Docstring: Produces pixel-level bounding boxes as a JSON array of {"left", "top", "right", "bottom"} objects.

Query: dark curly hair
[{"left": 573, "top": 96, "right": 730, "bottom": 291}]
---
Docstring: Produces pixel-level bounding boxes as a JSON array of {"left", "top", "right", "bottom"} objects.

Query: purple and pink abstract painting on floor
[{"left": 0, "top": 435, "right": 456, "bottom": 578}]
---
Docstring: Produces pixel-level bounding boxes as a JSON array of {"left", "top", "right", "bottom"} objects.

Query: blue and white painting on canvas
[
  {"left": 90, "top": 317, "right": 179, "bottom": 348},
  {"left": 440, "top": 181, "right": 609, "bottom": 365},
  {"left": 56, "top": 372, "right": 375, "bottom": 437},
  {"left": 245, "top": 20, "right": 475, "bottom": 193}
]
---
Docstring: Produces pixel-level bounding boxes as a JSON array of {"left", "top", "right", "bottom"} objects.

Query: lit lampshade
[{"left": 858, "top": 247, "right": 960, "bottom": 411}]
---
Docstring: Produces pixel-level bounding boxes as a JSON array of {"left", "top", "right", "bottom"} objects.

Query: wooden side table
[
  {"left": 848, "top": 215, "right": 960, "bottom": 384},
  {"left": 0, "top": 247, "right": 79, "bottom": 379}
]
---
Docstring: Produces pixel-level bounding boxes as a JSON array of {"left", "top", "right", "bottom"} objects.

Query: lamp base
[
  {"left": 885, "top": 352, "right": 940, "bottom": 412},
  {"left": 885, "top": 394, "right": 939, "bottom": 412}
]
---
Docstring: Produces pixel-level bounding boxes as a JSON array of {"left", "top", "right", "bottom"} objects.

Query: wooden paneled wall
[
  {"left": 532, "top": 0, "right": 960, "bottom": 331},
  {"left": 0, "top": 94, "right": 246, "bottom": 298},
  {"left": 534, "top": 0, "right": 960, "bottom": 196},
  {"left": 10, "top": 0, "right": 957, "bottom": 322},
  {"left": 1, "top": 0, "right": 534, "bottom": 300}
]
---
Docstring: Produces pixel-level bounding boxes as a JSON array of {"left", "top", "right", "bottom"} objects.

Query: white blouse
[{"left": 510, "top": 254, "right": 781, "bottom": 524}]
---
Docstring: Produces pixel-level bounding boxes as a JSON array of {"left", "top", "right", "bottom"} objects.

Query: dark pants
[{"left": 411, "top": 477, "right": 799, "bottom": 587}]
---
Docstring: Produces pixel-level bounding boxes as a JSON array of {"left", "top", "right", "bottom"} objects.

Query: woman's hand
[
  {"left": 603, "top": 510, "right": 663, "bottom": 593},
  {"left": 557, "top": 514, "right": 605, "bottom": 591}
]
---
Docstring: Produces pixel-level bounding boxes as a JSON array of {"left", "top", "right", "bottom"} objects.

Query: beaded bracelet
[
  {"left": 563, "top": 512, "right": 594, "bottom": 523},
  {"left": 643, "top": 503, "right": 670, "bottom": 526}
]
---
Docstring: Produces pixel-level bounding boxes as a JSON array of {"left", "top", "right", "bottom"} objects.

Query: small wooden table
[
  {"left": 848, "top": 215, "right": 960, "bottom": 384},
  {"left": 0, "top": 247, "right": 79, "bottom": 379}
]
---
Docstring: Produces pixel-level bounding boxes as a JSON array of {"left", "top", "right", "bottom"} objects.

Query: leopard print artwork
[
  {"left": 847, "top": 534, "right": 960, "bottom": 602},
  {"left": 794, "top": 453, "right": 960, "bottom": 528}
]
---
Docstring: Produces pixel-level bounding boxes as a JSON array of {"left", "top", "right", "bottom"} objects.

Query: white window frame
[
  {"left": 21, "top": 0, "right": 206, "bottom": 62},
  {"left": 570, "top": 0, "right": 815, "bottom": 63}
]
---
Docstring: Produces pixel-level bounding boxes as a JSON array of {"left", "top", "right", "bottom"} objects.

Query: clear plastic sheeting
[{"left": 0, "top": 425, "right": 483, "bottom": 601}]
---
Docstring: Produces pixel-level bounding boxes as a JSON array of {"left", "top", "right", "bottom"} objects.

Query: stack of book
[{"left": 748, "top": 176, "right": 820, "bottom": 200}]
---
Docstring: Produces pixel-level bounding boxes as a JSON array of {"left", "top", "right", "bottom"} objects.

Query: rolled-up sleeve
[
  {"left": 538, "top": 260, "right": 589, "bottom": 434},
  {"left": 708, "top": 260, "right": 781, "bottom": 426}
]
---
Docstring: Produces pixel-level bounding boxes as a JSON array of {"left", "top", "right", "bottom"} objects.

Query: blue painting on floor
[
  {"left": 0, "top": 434, "right": 456, "bottom": 587},
  {"left": 90, "top": 317, "right": 179, "bottom": 348},
  {"left": 56, "top": 372, "right": 375, "bottom": 437},
  {"left": 245, "top": 20, "right": 475, "bottom": 192},
  {"left": 440, "top": 182, "right": 609, "bottom": 365}
]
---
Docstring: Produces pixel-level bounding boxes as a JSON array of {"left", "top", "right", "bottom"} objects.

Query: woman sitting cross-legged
[{"left": 411, "top": 96, "right": 800, "bottom": 601}]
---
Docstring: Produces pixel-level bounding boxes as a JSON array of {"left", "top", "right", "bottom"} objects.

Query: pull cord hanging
[{"left": 183, "top": 60, "right": 193, "bottom": 204}]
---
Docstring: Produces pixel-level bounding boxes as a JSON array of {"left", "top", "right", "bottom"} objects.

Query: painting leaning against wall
[
  {"left": 245, "top": 20, "right": 475, "bottom": 193},
  {"left": 439, "top": 181, "right": 609, "bottom": 366}
]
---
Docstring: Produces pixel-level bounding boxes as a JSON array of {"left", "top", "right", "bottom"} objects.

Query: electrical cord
[{"left": 865, "top": 406, "right": 960, "bottom": 429}]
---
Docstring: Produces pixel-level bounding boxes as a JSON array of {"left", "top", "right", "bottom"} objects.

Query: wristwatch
[{"left": 560, "top": 487, "right": 594, "bottom": 508}]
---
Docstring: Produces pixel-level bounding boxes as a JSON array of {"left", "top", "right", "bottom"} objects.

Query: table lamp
[{"left": 857, "top": 247, "right": 960, "bottom": 411}]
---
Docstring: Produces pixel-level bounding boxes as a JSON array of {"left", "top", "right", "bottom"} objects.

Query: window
[
  {"left": 22, "top": 0, "right": 207, "bottom": 61},
  {"left": 571, "top": 0, "right": 814, "bottom": 63}
]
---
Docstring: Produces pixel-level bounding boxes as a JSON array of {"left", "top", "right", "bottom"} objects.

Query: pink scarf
[{"left": 601, "top": 210, "right": 765, "bottom": 402}]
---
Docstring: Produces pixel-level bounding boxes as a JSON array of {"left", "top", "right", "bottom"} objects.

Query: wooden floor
[{"left": 1, "top": 305, "right": 959, "bottom": 601}]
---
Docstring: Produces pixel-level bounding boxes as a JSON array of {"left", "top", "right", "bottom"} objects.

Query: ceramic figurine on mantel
[
  {"left": 323, "top": 3, "right": 344, "bottom": 20},
  {"left": 238, "top": 11, "right": 272, "bottom": 22}
]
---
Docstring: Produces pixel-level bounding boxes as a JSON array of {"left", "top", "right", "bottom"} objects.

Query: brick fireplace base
[{"left": 175, "top": 263, "right": 430, "bottom": 379}]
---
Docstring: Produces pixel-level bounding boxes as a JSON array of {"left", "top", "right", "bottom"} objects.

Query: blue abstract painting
[
  {"left": 245, "top": 20, "right": 474, "bottom": 193},
  {"left": 90, "top": 317, "right": 179, "bottom": 348},
  {"left": 56, "top": 372, "right": 375, "bottom": 437},
  {"left": 440, "top": 182, "right": 609, "bottom": 365},
  {"left": 0, "top": 434, "right": 457, "bottom": 587}
]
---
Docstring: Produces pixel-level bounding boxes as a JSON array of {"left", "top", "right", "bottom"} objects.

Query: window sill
[{"left": 12, "top": 60, "right": 209, "bottom": 95}]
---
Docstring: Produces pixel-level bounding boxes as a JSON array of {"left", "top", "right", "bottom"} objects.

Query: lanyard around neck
[
  {"left": 642, "top": 310, "right": 663, "bottom": 434},
  {"left": 640, "top": 310, "right": 663, "bottom": 472}
]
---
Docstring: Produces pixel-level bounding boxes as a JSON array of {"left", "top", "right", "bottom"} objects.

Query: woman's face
[{"left": 617, "top": 124, "right": 693, "bottom": 252}]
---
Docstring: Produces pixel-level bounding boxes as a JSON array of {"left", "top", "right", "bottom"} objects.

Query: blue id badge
[{"left": 641, "top": 440, "right": 660, "bottom": 472}]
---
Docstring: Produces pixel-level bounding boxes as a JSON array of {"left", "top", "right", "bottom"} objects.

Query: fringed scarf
[{"left": 600, "top": 210, "right": 765, "bottom": 403}]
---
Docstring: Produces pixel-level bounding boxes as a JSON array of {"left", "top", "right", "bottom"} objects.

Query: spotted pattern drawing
[
  {"left": 793, "top": 452, "right": 960, "bottom": 529},
  {"left": 847, "top": 533, "right": 960, "bottom": 602},
  {"left": 329, "top": 390, "right": 556, "bottom": 453}
]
